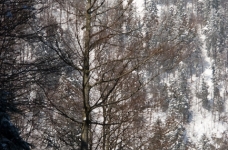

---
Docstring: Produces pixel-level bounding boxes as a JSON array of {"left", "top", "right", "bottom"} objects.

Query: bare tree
[{"left": 34, "top": 0, "right": 194, "bottom": 149}]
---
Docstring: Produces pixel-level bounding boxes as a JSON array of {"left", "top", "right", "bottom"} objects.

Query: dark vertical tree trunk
[{"left": 81, "top": 0, "right": 91, "bottom": 150}]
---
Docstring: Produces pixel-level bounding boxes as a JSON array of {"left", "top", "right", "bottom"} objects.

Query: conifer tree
[
  {"left": 199, "top": 134, "right": 211, "bottom": 150},
  {"left": 201, "top": 79, "right": 211, "bottom": 110}
]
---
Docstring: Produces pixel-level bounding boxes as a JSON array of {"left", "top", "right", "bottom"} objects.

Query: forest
[{"left": 0, "top": 0, "right": 228, "bottom": 149}]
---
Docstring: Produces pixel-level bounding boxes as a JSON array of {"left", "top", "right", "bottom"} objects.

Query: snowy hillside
[
  {"left": 2, "top": 0, "right": 228, "bottom": 149},
  {"left": 138, "top": 0, "right": 228, "bottom": 149}
]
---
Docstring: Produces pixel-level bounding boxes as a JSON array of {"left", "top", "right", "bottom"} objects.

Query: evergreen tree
[
  {"left": 148, "top": 118, "right": 187, "bottom": 150},
  {"left": 169, "top": 91, "right": 190, "bottom": 123},
  {"left": 168, "top": 68, "right": 191, "bottom": 123},
  {"left": 201, "top": 79, "right": 211, "bottom": 110},
  {"left": 148, "top": 119, "right": 164, "bottom": 150},
  {"left": 199, "top": 134, "right": 211, "bottom": 150},
  {"left": 170, "top": 126, "right": 186, "bottom": 150}
]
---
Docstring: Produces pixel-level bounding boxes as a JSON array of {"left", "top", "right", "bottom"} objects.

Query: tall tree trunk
[
  {"left": 102, "top": 106, "right": 107, "bottom": 150},
  {"left": 102, "top": 105, "right": 111, "bottom": 150},
  {"left": 81, "top": 0, "right": 91, "bottom": 150}
]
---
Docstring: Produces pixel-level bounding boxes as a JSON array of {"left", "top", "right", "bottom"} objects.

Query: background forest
[{"left": 1, "top": 0, "right": 228, "bottom": 149}]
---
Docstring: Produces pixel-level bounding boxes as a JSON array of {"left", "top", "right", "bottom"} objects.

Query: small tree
[
  {"left": 199, "top": 134, "right": 211, "bottom": 150},
  {"left": 201, "top": 79, "right": 211, "bottom": 110}
]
